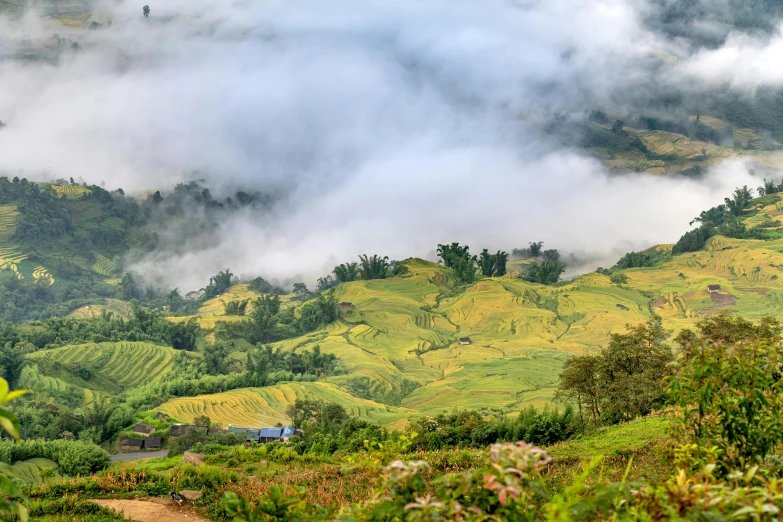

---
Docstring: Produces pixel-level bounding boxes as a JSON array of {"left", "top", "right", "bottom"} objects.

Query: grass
[
  {"left": 9, "top": 458, "right": 61, "bottom": 485},
  {"left": 548, "top": 416, "right": 668, "bottom": 460}
]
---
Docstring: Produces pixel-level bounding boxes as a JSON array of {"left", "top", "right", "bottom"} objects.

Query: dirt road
[{"left": 91, "top": 498, "right": 211, "bottom": 522}]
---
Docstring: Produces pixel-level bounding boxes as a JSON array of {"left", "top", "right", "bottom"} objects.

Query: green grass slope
[{"left": 22, "top": 342, "right": 199, "bottom": 404}]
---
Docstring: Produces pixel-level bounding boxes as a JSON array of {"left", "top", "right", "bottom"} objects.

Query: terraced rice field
[
  {"left": 18, "top": 365, "right": 70, "bottom": 397},
  {"left": 33, "top": 266, "right": 55, "bottom": 285},
  {"left": 67, "top": 299, "right": 134, "bottom": 319},
  {"left": 51, "top": 184, "right": 92, "bottom": 199},
  {"left": 159, "top": 381, "right": 411, "bottom": 429},
  {"left": 92, "top": 254, "right": 114, "bottom": 276},
  {"left": 0, "top": 205, "right": 26, "bottom": 278},
  {"left": 633, "top": 129, "right": 734, "bottom": 159},
  {"left": 26, "top": 342, "right": 197, "bottom": 390}
]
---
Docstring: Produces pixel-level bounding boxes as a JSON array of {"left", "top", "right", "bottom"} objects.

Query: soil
[
  {"left": 91, "top": 498, "right": 210, "bottom": 522},
  {"left": 710, "top": 291, "right": 738, "bottom": 308}
]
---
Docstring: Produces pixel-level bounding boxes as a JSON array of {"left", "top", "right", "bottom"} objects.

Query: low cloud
[{"left": 0, "top": 0, "right": 776, "bottom": 289}]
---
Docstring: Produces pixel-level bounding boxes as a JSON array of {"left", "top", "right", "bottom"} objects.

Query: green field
[{"left": 25, "top": 341, "right": 199, "bottom": 398}]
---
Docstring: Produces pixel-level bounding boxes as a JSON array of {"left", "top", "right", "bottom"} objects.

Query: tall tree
[
  {"left": 333, "top": 262, "right": 360, "bottom": 283},
  {"left": 143, "top": 4, "right": 150, "bottom": 16},
  {"left": 358, "top": 255, "right": 390, "bottom": 280}
]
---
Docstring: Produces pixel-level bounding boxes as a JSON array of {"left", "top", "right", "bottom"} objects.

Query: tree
[
  {"left": 675, "top": 312, "right": 782, "bottom": 345},
  {"left": 437, "top": 243, "right": 470, "bottom": 268},
  {"left": 437, "top": 243, "right": 476, "bottom": 283},
  {"left": 724, "top": 186, "right": 753, "bottom": 217},
  {"left": 528, "top": 242, "right": 543, "bottom": 258},
  {"left": 478, "top": 249, "right": 495, "bottom": 277},
  {"left": 668, "top": 338, "right": 783, "bottom": 473},
  {"left": 556, "top": 320, "right": 673, "bottom": 425},
  {"left": 478, "top": 249, "right": 508, "bottom": 277},
  {"left": 493, "top": 251, "right": 508, "bottom": 276},
  {"left": 333, "top": 262, "right": 359, "bottom": 283},
  {"left": 203, "top": 269, "right": 233, "bottom": 300},
  {"left": 203, "top": 341, "right": 230, "bottom": 375},
  {"left": 143, "top": 4, "right": 150, "bottom": 16},
  {"left": 292, "top": 283, "right": 311, "bottom": 300},
  {"left": 555, "top": 354, "right": 600, "bottom": 423},
  {"left": 358, "top": 255, "right": 390, "bottom": 280},
  {"left": 611, "top": 119, "right": 625, "bottom": 133},
  {"left": 522, "top": 259, "right": 566, "bottom": 285}
]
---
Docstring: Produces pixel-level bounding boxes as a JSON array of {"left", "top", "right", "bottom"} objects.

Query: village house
[
  {"left": 133, "top": 424, "right": 155, "bottom": 437},
  {"left": 120, "top": 438, "right": 143, "bottom": 451},
  {"left": 707, "top": 284, "right": 722, "bottom": 293},
  {"left": 154, "top": 411, "right": 170, "bottom": 421},
  {"left": 144, "top": 437, "right": 162, "bottom": 450},
  {"left": 169, "top": 424, "right": 191, "bottom": 437},
  {"left": 459, "top": 337, "right": 471, "bottom": 345}
]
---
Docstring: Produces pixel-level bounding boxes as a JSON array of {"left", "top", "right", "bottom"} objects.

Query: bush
[
  {"left": 0, "top": 439, "right": 109, "bottom": 476},
  {"left": 667, "top": 337, "right": 783, "bottom": 474}
]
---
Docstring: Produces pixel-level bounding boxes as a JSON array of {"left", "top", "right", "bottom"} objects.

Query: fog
[{"left": 0, "top": 0, "right": 779, "bottom": 289}]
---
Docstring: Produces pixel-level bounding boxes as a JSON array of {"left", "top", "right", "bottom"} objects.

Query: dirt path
[{"left": 91, "top": 498, "right": 211, "bottom": 522}]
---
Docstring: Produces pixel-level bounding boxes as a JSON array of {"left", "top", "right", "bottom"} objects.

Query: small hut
[
  {"left": 121, "top": 438, "right": 143, "bottom": 451},
  {"left": 143, "top": 437, "right": 162, "bottom": 450}
]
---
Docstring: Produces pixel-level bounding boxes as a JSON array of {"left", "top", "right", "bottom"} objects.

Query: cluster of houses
[
  {"left": 119, "top": 423, "right": 162, "bottom": 451},
  {"left": 119, "top": 411, "right": 302, "bottom": 452}
]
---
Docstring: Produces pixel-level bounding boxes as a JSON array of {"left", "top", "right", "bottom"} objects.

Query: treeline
[
  {"left": 315, "top": 255, "right": 408, "bottom": 292},
  {"left": 557, "top": 312, "right": 782, "bottom": 430},
  {"left": 673, "top": 186, "right": 768, "bottom": 253},
  {"left": 283, "top": 398, "right": 574, "bottom": 456},
  {"left": 0, "top": 438, "right": 109, "bottom": 476},
  {"left": 436, "top": 243, "right": 507, "bottom": 284},
  {"left": 218, "top": 294, "right": 339, "bottom": 344}
]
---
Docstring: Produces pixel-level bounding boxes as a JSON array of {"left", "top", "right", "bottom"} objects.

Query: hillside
[
  {"left": 20, "top": 341, "right": 200, "bottom": 407},
  {"left": 126, "top": 192, "right": 783, "bottom": 428}
]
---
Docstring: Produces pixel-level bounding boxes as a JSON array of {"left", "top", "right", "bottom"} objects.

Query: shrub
[{"left": 667, "top": 338, "right": 783, "bottom": 473}]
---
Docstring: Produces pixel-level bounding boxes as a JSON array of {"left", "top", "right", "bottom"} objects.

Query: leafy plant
[{"left": 0, "top": 377, "right": 29, "bottom": 521}]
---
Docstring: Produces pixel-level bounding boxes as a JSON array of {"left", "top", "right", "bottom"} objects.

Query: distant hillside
[{"left": 138, "top": 193, "right": 783, "bottom": 427}]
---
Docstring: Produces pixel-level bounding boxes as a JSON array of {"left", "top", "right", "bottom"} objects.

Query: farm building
[
  {"left": 169, "top": 424, "right": 191, "bottom": 437},
  {"left": 121, "top": 439, "right": 143, "bottom": 451},
  {"left": 459, "top": 337, "right": 471, "bottom": 345},
  {"left": 154, "top": 411, "right": 170, "bottom": 421},
  {"left": 707, "top": 284, "right": 722, "bottom": 293},
  {"left": 228, "top": 426, "right": 262, "bottom": 442},
  {"left": 133, "top": 424, "right": 155, "bottom": 437},
  {"left": 259, "top": 427, "right": 298, "bottom": 443},
  {"left": 144, "top": 437, "right": 162, "bottom": 450}
]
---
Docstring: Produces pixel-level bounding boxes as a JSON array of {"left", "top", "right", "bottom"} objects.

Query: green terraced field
[
  {"left": 21, "top": 194, "right": 783, "bottom": 429},
  {"left": 26, "top": 341, "right": 199, "bottom": 393},
  {"left": 91, "top": 254, "right": 114, "bottom": 276}
]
